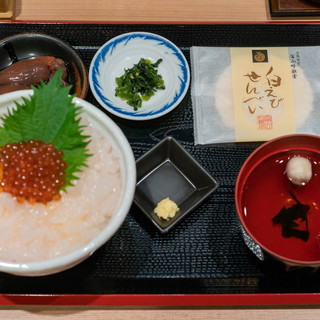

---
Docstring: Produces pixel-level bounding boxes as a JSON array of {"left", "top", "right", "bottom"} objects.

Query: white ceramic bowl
[
  {"left": 89, "top": 32, "right": 190, "bottom": 120},
  {"left": 0, "top": 90, "right": 136, "bottom": 276}
]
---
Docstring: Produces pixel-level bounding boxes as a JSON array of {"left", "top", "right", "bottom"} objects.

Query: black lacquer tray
[{"left": 1, "top": 22, "right": 320, "bottom": 306}]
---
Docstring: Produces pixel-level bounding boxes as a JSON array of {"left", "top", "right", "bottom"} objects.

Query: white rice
[{"left": 0, "top": 119, "right": 122, "bottom": 262}]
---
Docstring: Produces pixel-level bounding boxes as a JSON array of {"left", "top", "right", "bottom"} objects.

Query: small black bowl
[
  {"left": 134, "top": 137, "right": 219, "bottom": 233},
  {"left": 0, "top": 32, "right": 88, "bottom": 98}
]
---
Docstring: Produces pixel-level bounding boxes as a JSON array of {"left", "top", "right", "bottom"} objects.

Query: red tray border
[
  {"left": 0, "top": 20, "right": 320, "bottom": 307},
  {"left": 0, "top": 293, "right": 320, "bottom": 306},
  {"left": 3, "top": 19, "right": 320, "bottom": 25}
]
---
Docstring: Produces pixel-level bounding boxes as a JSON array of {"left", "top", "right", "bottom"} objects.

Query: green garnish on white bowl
[
  {"left": 115, "top": 58, "right": 165, "bottom": 111},
  {"left": 0, "top": 70, "right": 136, "bottom": 276},
  {"left": 0, "top": 69, "right": 91, "bottom": 192}
]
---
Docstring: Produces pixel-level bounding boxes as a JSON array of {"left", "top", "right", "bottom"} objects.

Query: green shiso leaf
[{"left": 0, "top": 69, "right": 91, "bottom": 189}]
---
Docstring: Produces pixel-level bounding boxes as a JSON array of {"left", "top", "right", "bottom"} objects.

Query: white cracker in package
[{"left": 191, "top": 46, "right": 319, "bottom": 144}]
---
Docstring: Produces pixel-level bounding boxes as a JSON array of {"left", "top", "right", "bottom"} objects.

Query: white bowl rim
[{"left": 0, "top": 89, "right": 136, "bottom": 276}]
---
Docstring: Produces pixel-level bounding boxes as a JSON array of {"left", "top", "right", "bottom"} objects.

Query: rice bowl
[{"left": 0, "top": 90, "right": 136, "bottom": 276}]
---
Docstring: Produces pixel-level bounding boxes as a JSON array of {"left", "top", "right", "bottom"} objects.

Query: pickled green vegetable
[{"left": 115, "top": 58, "right": 165, "bottom": 111}]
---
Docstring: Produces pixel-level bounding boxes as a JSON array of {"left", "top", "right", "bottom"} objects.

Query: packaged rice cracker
[{"left": 191, "top": 46, "right": 319, "bottom": 144}]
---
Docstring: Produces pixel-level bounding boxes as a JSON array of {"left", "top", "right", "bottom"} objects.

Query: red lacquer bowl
[{"left": 235, "top": 134, "right": 320, "bottom": 267}]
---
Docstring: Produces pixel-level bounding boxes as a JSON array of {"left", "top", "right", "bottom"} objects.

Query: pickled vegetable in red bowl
[{"left": 235, "top": 134, "right": 320, "bottom": 267}]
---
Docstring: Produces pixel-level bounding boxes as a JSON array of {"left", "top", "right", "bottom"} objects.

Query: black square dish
[{"left": 134, "top": 137, "right": 219, "bottom": 233}]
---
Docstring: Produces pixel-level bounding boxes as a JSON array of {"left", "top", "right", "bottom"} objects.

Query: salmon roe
[{"left": 0, "top": 139, "right": 67, "bottom": 204}]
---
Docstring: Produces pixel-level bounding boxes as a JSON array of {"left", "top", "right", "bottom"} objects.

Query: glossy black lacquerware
[
  {"left": 0, "top": 33, "right": 88, "bottom": 98},
  {"left": 134, "top": 137, "right": 219, "bottom": 233}
]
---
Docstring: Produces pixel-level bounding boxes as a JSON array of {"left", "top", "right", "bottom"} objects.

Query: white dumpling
[{"left": 285, "top": 156, "right": 312, "bottom": 186}]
